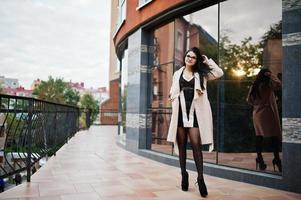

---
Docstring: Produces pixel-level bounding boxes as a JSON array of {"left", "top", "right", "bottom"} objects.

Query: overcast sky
[
  {"left": 0, "top": 0, "right": 111, "bottom": 89},
  {"left": 186, "top": 0, "right": 281, "bottom": 44}
]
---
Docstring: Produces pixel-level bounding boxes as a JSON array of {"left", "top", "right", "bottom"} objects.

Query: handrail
[{"left": 0, "top": 94, "right": 91, "bottom": 182}]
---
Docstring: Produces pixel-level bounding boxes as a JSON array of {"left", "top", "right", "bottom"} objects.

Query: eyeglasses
[{"left": 186, "top": 55, "right": 197, "bottom": 60}]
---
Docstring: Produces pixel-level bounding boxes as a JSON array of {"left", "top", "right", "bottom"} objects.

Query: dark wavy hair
[
  {"left": 249, "top": 68, "right": 271, "bottom": 99},
  {"left": 182, "top": 47, "right": 212, "bottom": 90}
]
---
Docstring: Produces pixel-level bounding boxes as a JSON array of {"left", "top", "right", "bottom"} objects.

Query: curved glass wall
[
  {"left": 119, "top": 49, "right": 128, "bottom": 137},
  {"left": 151, "top": 21, "right": 174, "bottom": 154},
  {"left": 148, "top": 0, "right": 282, "bottom": 174}
]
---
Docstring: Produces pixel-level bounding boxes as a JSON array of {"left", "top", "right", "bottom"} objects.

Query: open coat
[
  {"left": 167, "top": 59, "right": 224, "bottom": 155},
  {"left": 246, "top": 75, "right": 281, "bottom": 138}
]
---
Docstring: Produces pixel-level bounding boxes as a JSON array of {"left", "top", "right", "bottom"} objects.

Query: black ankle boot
[
  {"left": 256, "top": 156, "right": 267, "bottom": 170},
  {"left": 197, "top": 177, "right": 208, "bottom": 197},
  {"left": 181, "top": 171, "right": 189, "bottom": 191},
  {"left": 272, "top": 158, "right": 282, "bottom": 172}
]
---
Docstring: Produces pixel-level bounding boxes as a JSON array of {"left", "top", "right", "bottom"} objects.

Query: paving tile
[
  {"left": 18, "top": 196, "right": 61, "bottom": 200},
  {"left": 38, "top": 182, "right": 76, "bottom": 197},
  {"left": 73, "top": 183, "right": 94, "bottom": 193},
  {"left": 60, "top": 193, "right": 101, "bottom": 200},
  {"left": 0, "top": 183, "right": 39, "bottom": 199}
]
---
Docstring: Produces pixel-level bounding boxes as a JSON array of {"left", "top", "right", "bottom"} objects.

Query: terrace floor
[{"left": 0, "top": 125, "right": 300, "bottom": 200}]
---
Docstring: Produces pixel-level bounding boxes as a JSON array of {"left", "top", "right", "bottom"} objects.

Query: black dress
[{"left": 177, "top": 71, "right": 199, "bottom": 128}]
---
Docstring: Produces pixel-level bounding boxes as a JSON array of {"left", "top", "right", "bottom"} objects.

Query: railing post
[
  {"left": 77, "top": 108, "right": 80, "bottom": 131},
  {"left": 53, "top": 105, "right": 57, "bottom": 156},
  {"left": 26, "top": 99, "right": 33, "bottom": 182},
  {"left": 86, "top": 109, "right": 91, "bottom": 129}
]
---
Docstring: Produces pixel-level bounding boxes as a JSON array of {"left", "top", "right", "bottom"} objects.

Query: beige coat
[
  {"left": 246, "top": 75, "right": 281, "bottom": 138},
  {"left": 167, "top": 59, "right": 224, "bottom": 154}
]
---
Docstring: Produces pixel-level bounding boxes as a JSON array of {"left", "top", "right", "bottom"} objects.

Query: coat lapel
[
  {"left": 194, "top": 72, "right": 204, "bottom": 100},
  {"left": 170, "top": 67, "right": 184, "bottom": 100},
  {"left": 171, "top": 68, "right": 205, "bottom": 101}
]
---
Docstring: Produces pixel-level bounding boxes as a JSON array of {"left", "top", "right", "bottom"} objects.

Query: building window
[
  {"left": 138, "top": 0, "right": 153, "bottom": 9},
  {"left": 176, "top": 31, "right": 184, "bottom": 50},
  {"left": 119, "top": 49, "right": 128, "bottom": 135},
  {"left": 118, "top": 0, "right": 126, "bottom": 26},
  {"left": 148, "top": 0, "right": 282, "bottom": 175},
  {"left": 219, "top": 0, "right": 282, "bottom": 173},
  {"left": 115, "top": 56, "right": 120, "bottom": 73}
]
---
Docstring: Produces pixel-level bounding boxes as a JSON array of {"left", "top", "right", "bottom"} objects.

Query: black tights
[
  {"left": 177, "top": 127, "right": 204, "bottom": 179},
  {"left": 256, "top": 136, "right": 281, "bottom": 160}
]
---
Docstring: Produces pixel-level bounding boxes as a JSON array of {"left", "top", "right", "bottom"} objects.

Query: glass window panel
[
  {"left": 118, "top": 0, "right": 126, "bottom": 25},
  {"left": 151, "top": 62, "right": 174, "bottom": 155},
  {"left": 119, "top": 49, "right": 128, "bottom": 136},
  {"left": 151, "top": 22, "right": 175, "bottom": 155},
  {"left": 180, "top": 5, "right": 218, "bottom": 164},
  {"left": 153, "top": 22, "right": 175, "bottom": 65},
  {"left": 219, "top": 0, "right": 282, "bottom": 174},
  {"left": 139, "top": 0, "right": 152, "bottom": 7}
]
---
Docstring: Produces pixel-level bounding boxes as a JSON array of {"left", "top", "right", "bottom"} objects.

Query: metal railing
[{"left": 0, "top": 94, "right": 89, "bottom": 182}]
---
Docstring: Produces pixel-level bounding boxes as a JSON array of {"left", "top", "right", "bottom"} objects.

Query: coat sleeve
[
  {"left": 206, "top": 59, "right": 224, "bottom": 81},
  {"left": 269, "top": 74, "right": 281, "bottom": 90},
  {"left": 246, "top": 86, "right": 254, "bottom": 106}
]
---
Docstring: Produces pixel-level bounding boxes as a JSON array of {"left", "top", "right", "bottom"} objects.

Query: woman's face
[{"left": 185, "top": 51, "right": 197, "bottom": 67}]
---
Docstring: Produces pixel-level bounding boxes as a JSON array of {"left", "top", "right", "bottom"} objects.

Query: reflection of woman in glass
[
  {"left": 247, "top": 68, "right": 282, "bottom": 172},
  {"left": 167, "top": 47, "right": 223, "bottom": 197}
]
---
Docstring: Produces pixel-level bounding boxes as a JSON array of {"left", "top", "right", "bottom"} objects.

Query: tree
[
  {"left": 33, "top": 76, "right": 67, "bottom": 104},
  {"left": 33, "top": 76, "right": 80, "bottom": 106},
  {"left": 260, "top": 20, "right": 282, "bottom": 45},
  {"left": 219, "top": 36, "right": 263, "bottom": 80},
  {"left": 79, "top": 93, "right": 99, "bottom": 124},
  {"left": 0, "top": 82, "right": 3, "bottom": 94},
  {"left": 64, "top": 87, "right": 80, "bottom": 106}
]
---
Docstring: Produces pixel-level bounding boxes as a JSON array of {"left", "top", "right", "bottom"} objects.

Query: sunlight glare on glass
[{"left": 232, "top": 68, "right": 246, "bottom": 77}]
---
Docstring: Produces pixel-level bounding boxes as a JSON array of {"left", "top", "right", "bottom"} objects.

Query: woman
[
  {"left": 167, "top": 47, "right": 223, "bottom": 197},
  {"left": 247, "top": 68, "right": 282, "bottom": 172}
]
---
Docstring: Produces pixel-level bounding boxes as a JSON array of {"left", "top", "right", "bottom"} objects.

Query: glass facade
[
  {"left": 118, "top": 0, "right": 126, "bottom": 26},
  {"left": 219, "top": 0, "right": 282, "bottom": 173},
  {"left": 151, "top": 22, "right": 174, "bottom": 153},
  {"left": 119, "top": 49, "right": 128, "bottom": 136},
  {"left": 147, "top": 0, "right": 282, "bottom": 174}
]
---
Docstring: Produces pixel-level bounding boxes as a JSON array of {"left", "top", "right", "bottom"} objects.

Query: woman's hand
[
  {"left": 196, "top": 89, "right": 203, "bottom": 96},
  {"left": 264, "top": 71, "right": 272, "bottom": 77},
  {"left": 202, "top": 55, "right": 210, "bottom": 66}
]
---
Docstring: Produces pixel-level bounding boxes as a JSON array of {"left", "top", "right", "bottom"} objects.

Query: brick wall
[{"left": 100, "top": 79, "right": 119, "bottom": 125}]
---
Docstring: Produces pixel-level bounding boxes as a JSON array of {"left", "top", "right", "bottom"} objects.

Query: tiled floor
[{"left": 0, "top": 126, "right": 300, "bottom": 200}]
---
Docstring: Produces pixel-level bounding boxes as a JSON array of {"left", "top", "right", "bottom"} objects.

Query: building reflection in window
[
  {"left": 151, "top": 22, "right": 174, "bottom": 153},
  {"left": 119, "top": 49, "right": 128, "bottom": 136},
  {"left": 219, "top": 0, "right": 282, "bottom": 174},
  {"left": 149, "top": 0, "right": 282, "bottom": 174}
]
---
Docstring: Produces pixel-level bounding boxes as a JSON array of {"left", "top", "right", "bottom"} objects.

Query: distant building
[
  {"left": 2, "top": 86, "right": 33, "bottom": 97},
  {"left": 99, "top": 0, "right": 119, "bottom": 125},
  {"left": 0, "top": 76, "right": 19, "bottom": 89},
  {"left": 30, "top": 79, "right": 41, "bottom": 90},
  {"left": 86, "top": 87, "right": 109, "bottom": 104},
  {"left": 68, "top": 81, "right": 86, "bottom": 95}
]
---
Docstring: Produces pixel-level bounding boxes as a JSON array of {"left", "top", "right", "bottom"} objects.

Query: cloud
[
  {"left": 0, "top": 0, "right": 111, "bottom": 89},
  {"left": 186, "top": 0, "right": 281, "bottom": 44}
]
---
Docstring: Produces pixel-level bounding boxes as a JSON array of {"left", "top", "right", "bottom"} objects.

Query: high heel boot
[
  {"left": 272, "top": 158, "right": 282, "bottom": 172},
  {"left": 256, "top": 156, "right": 267, "bottom": 170},
  {"left": 181, "top": 171, "right": 189, "bottom": 191},
  {"left": 197, "top": 177, "right": 208, "bottom": 197}
]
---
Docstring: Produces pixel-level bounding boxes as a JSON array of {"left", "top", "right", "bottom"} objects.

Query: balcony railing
[{"left": 0, "top": 94, "right": 90, "bottom": 182}]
